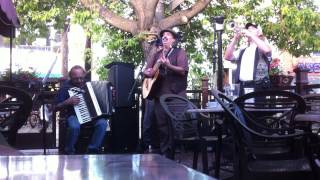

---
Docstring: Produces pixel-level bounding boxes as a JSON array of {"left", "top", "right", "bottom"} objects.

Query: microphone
[{"left": 148, "top": 38, "right": 158, "bottom": 44}]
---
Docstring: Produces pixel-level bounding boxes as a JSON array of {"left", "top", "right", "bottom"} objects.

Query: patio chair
[
  {"left": 54, "top": 109, "right": 105, "bottom": 154},
  {"left": 233, "top": 90, "right": 307, "bottom": 159},
  {"left": 295, "top": 94, "right": 320, "bottom": 135},
  {"left": 159, "top": 94, "right": 223, "bottom": 174},
  {"left": 303, "top": 94, "right": 320, "bottom": 113},
  {"left": 212, "top": 89, "right": 317, "bottom": 180},
  {"left": 0, "top": 85, "right": 32, "bottom": 147},
  {"left": 297, "top": 94, "right": 320, "bottom": 175}
]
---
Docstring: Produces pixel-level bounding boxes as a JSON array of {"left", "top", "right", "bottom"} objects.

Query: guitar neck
[{"left": 153, "top": 61, "right": 162, "bottom": 71}]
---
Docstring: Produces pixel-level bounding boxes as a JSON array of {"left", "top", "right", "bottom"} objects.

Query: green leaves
[
  {"left": 16, "top": 0, "right": 78, "bottom": 44},
  {"left": 14, "top": 0, "right": 320, "bottom": 84},
  {"left": 223, "top": 0, "right": 319, "bottom": 57}
]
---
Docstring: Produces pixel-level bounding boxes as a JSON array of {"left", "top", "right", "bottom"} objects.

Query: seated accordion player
[{"left": 68, "top": 81, "right": 114, "bottom": 124}]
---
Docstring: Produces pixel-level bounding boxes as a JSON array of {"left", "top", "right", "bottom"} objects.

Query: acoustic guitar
[{"left": 142, "top": 48, "right": 174, "bottom": 99}]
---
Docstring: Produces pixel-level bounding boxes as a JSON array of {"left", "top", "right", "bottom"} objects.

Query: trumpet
[{"left": 227, "top": 21, "right": 243, "bottom": 33}]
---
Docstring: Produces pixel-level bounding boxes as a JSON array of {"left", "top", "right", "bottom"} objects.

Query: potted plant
[
  {"left": 0, "top": 68, "right": 40, "bottom": 91},
  {"left": 269, "top": 58, "right": 294, "bottom": 87}
]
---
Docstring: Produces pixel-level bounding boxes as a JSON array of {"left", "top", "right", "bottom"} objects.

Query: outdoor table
[
  {"left": 295, "top": 113, "right": 320, "bottom": 134},
  {"left": 187, "top": 105, "right": 224, "bottom": 178},
  {"left": 0, "top": 144, "right": 24, "bottom": 155},
  {"left": 295, "top": 113, "right": 320, "bottom": 123},
  {"left": 0, "top": 154, "right": 216, "bottom": 180}
]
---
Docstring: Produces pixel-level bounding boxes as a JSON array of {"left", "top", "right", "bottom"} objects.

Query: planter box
[{"left": 270, "top": 75, "right": 294, "bottom": 87}]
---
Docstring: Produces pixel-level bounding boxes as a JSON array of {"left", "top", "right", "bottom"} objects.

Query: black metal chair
[
  {"left": 54, "top": 109, "right": 102, "bottom": 154},
  {"left": 303, "top": 94, "right": 320, "bottom": 112},
  {"left": 212, "top": 89, "right": 317, "bottom": 180},
  {"left": 296, "top": 94, "right": 320, "bottom": 135},
  {"left": 297, "top": 94, "right": 320, "bottom": 176},
  {"left": 233, "top": 90, "right": 307, "bottom": 159},
  {"left": 0, "top": 85, "right": 32, "bottom": 147},
  {"left": 159, "top": 94, "right": 221, "bottom": 174},
  {"left": 234, "top": 90, "right": 306, "bottom": 130}
]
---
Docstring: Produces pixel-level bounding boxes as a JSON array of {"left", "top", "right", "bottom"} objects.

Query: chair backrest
[
  {"left": 159, "top": 94, "right": 204, "bottom": 139},
  {"left": 212, "top": 89, "right": 318, "bottom": 180},
  {"left": 234, "top": 90, "right": 306, "bottom": 134},
  {"left": 211, "top": 89, "right": 306, "bottom": 141},
  {"left": 0, "top": 85, "right": 32, "bottom": 146},
  {"left": 303, "top": 94, "right": 320, "bottom": 114}
]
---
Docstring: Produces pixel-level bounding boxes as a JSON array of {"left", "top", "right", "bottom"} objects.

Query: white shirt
[{"left": 239, "top": 44, "right": 257, "bottom": 81}]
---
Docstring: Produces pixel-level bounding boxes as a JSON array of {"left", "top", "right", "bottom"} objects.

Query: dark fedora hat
[
  {"left": 160, "top": 29, "right": 178, "bottom": 39},
  {"left": 245, "top": 22, "right": 258, "bottom": 29}
]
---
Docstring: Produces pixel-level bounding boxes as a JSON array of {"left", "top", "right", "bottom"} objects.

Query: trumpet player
[{"left": 224, "top": 22, "right": 272, "bottom": 95}]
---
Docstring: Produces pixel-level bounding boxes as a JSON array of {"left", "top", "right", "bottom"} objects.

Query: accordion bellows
[{"left": 68, "top": 81, "right": 114, "bottom": 124}]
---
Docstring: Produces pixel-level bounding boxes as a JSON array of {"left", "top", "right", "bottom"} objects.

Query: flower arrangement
[
  {"left": 0, "top": 68, "right": 38, "bottom": 82},
  {"left": 0, "top": 68, "right": 41, "bottom": 92},
  {"left": 269, "top": 58, "right": 283, "bottom": 76},
  {"left": 269, "top": 58, "right": 293, "bottom": 86}
]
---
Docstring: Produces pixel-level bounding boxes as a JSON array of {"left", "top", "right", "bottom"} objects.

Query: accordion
[{"left": 68, "top": 81, "right": 114, "bottom": 124}]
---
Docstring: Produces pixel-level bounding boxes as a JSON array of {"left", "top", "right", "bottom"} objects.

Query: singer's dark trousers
[
  {"left": 143, "top": 99, "right": 157, "bottom": 148},
  {"left": 154, "top": 98, "right": 174, "bottom": 159}
]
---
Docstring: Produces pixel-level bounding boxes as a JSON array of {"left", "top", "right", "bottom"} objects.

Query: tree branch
[
  {"left": 130, "top": 0, "right": 145, "bottom": 30},
  {"left": 130, "top": 0, "right": 159, "bottom": 30},
  {"left": 159, "top": 0, "right": 212, "bottom": 29},
  {"left": 80, "top": 0, "right": 138, "bottom": 34},
  {"left": 144, "top": 0, "right": 160, "bottom": 28}
]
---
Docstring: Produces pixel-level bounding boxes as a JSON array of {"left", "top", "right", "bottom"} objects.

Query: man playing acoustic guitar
[{"left": 143, "top": 29, "right": 189, "bottom": 159}]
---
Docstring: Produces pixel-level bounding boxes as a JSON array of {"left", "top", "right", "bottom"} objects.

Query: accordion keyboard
[{"left": 68, "top": 87, "right": 92, "bottom": 124}]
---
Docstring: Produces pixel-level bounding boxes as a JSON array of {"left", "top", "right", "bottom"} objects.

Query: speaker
[
  {"left": 105, "top": 62, "right": 134, "bottom": 107},
  {"left": 109, "top": 107, "right": 139, "bottom": 153}
]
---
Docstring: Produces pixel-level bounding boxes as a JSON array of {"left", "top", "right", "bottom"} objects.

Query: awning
[
  {"left": 0, "top": 0, "right": 19, "bottom": 38},
  {"left": 0, "top": 0, "right": 19, "bottom": 81}
]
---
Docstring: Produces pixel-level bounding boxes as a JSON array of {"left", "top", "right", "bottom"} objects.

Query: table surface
[
  {"left": 0, "top": 154, "right": 216, "bottom": 180},
  {"left": 295, "top": 113, "right": 320, "bottom": 123},
  {"left": 186, "top": 105, "right": 291, "bottom": 113},
  {"left": 187, "top": 106, "right": 224, "bottom": 113}
]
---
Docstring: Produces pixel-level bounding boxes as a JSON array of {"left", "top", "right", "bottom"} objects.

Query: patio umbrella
[{"left": 0, "top": 0, "right": 20, "bottom": 81}]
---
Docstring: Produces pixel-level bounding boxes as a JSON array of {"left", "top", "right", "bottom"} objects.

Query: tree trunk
[
  {"left": 141, "top": 1, "right": 164, "bottom": 62},
  {"left": 61, "top": 19, "right": 69, "bottom": 78},
  {"left": 84, "top": 35, "right": 92, "bottom": 80}
]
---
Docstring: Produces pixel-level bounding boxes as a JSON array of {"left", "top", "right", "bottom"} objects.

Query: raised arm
[
  {"left": 224, "top": 32, "right": 242, "bottom": 61},
  {"left": 242, "top": 29, "right": 271, "bottom": 54}
]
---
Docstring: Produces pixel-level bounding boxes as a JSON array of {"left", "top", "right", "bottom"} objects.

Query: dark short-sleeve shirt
[
  {"left": 55, "top": 80, "right": 75, "bottom": 117},
  {"left": 146, "top": 48, "right": 189, "bottom": 98}
]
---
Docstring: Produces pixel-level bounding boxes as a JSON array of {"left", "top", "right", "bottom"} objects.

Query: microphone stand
[
  {"left": 127, "top": 61, "right": 145, "bottom": 153},
  {"left": 36, "top": 52, "right": 58, "bottom": 155},
  {"left": 127, "top": 72, "right": 143, "bottom": 104},
  {"left": 127, "top": 41, "right": 158, "bottom": 104},
  {"left": 39, "top": 83, "right": 47, "bottom": 155}
]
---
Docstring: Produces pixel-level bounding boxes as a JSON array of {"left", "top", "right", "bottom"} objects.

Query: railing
[{"left": 197, "top": 68, "right": 320, "bottom": 107}]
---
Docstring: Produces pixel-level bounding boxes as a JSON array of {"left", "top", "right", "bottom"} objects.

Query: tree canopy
[
  {"left": 15, "top": 0, "right": 78, "bottom": 44},
  {"left": 14, "top": 0, "right": 320, "bottom": 86}
]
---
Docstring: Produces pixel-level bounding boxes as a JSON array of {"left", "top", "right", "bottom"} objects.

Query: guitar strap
[
  {"left": 165, "top": 48, "right": 174, "bottom": 58},
  {"left": 164, "top": 48, "right": 174, "bottom": 75}
]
